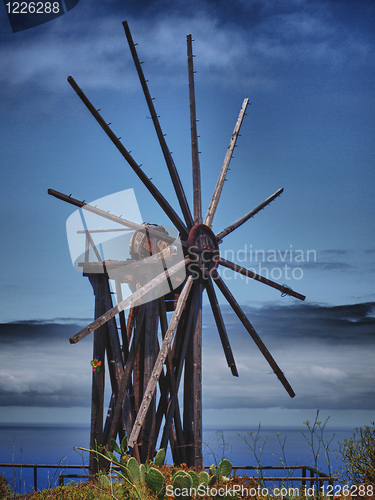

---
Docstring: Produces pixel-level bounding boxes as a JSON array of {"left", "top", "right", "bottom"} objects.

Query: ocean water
[{"left": 0, "top": 425, "right": 350, "bottom": 494}]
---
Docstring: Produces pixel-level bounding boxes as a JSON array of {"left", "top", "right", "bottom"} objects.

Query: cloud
[
  {"left": 0, "top": 321, "right": 92, "bottom": 407},
  {"left": 0, "top": 0, "right": 372, "bottom": 114},
  {"left": 310, "top": 365, "right": 348, "bottom": 381},
  {"left": 1, "top": 299, "right": 374, "bottom": 415}
]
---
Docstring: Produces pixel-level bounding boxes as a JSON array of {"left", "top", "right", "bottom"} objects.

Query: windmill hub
[{"left": 187, "top": 223, "right": 219, "bottom": 276}]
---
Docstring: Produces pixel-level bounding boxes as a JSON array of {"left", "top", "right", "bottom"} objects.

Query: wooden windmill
[{"left": 49, "top": 21, "right": 305, "bottom": 471}]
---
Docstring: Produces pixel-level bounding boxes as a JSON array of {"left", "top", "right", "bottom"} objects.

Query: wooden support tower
[{"left": 49, "top": 21, "right": 306, "bottom": 471}]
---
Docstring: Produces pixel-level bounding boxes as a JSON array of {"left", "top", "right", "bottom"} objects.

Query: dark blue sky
[{"left": 0, "top": 0, "right": 374, "bottom": 428}]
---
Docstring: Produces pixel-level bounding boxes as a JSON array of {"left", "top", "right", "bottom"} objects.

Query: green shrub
[
  {"left": 339, "top": 421, "right": 375, "bottom": 485},
  {"left": 0, "top": 474, "right": 11, "bottom": 500}
]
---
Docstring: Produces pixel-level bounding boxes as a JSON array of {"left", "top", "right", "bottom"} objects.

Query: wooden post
[
  {"left": 128, "top": 277, "right": 193, "bottom": 450},
  {"left": 88, "top": 275, "right": 107, "bottom": 475},
  {"left": 183, "top": 280, "right": 203, "bottom": 467},
  {"left": 142, "top": 299, "right": 159, "bottom": 461}
]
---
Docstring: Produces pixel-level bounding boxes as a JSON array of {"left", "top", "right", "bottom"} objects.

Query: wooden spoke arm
[
  {"left": 216, "top": 188, "right": 284, "bottom": 242},
  {"left": 187, "top": 35, "right": 202, "bottom": 225},
  {"left": 67, "top": 76, "right": 188, "bottom": 239},
  {"left": 123, "top": 21, "right": 194, "bottom": 229},
  {"left": 204, "top": 98, "right": 249, "bottom": 229},
  {"left": 219, "top": 258, "right": 306, "bottom": 301},
  {"left": 212, "top": 271, "right": 295, "bottom": 398},
  {"left": 205, "top": 278, "right": 238, "bottom": 376},
  {"left": 48, "top": 188, "right": 179, "bottom": 246}
]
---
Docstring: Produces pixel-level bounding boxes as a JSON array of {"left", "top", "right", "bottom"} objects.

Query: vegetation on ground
[
  {"left": 3, "top": 414, "right": 375, "bottom": 499},
  {"left": 338, "top": 421, "right": 375, "bottom": 486}
]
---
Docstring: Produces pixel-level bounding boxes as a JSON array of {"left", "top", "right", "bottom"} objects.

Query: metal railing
[
  {"left": 0, "top": 463, "right": 89, "bottom": 492},
  {"left": 229, "top": 465, "right": 336, "bottom": 488},
  {"left": 1, "top": 462, "right": 337, "bottom": 492}
]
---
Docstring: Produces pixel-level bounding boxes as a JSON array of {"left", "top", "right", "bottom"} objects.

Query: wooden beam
[
  {"left": 216, "top": 188, "right": 284, "bottom": 242},
  {"left": 66, "top": 76, "right": 189, "bottom": 239},
  {"left": 187, "top": 35, "right": 202, "bottom": 225},
  {"left": 156, "top": 297, "right": 188, "bottom": 465},
  {"left": 212, "top": 271, "right": 296, "bottom": 398},
  {"left": 104, "top": 305, "right": 146, "bottom": 448},
  {"left": 123, "top": 21, "right": 194, "bottom": 229},
  {"left": 142, "top": 299, "right": 159, "bottom": 462},
  {"left": 219, "top": 258, "right": 306, "bottom": 301},
  {"left": 128, "top": 276, "right": 193, "bottom": 449},
  {"left": 88, "top": 275, "right": 107, "bottom": 474},
  {"left": 69, "top": 257, "right": 189, "bottom": 344},
  {"left": 183, "top": 280, "right": 203, "bottom": 467},
  {"left": 204, "top": 99, "right": 249, "bottom": 228},
  {"left": 48, "top": 188, "right": 179, "bottom": 246},
  {"left": 205, "top": 277, "right": 238, "bottom": 376}
]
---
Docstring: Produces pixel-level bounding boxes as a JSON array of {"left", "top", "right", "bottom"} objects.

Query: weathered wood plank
[
  {"left": 187, "top": 35, "right": 202, "bottom": 225},
  {"left": 204, "top": 98, "right": 249, "bottom": 228},
  {"left": 219, "top": 257, "right": 305, "bottom": 301},
  {"left": 183, "top": 280, "right": 203, "bottom": 467},
  {"left": 104, "top": 305, "right": 146, "bottom": 449},
  {"left": 123, "top": 21, "right": 194, "bottom": 229},
  {"left": 212, "top": 270, "right": 296, "bottom": 398},
  {"left": 69, "top": 257, "right": 189, "bottom": 344},
  {"left": 65, "top": 77, "right": 189, "bottom": 238},
  {"left": 205, "top": 277, "right": 238, "bottom": 376},
  {"left": 128, "top": 276, "right": 193, "bottom": 449},
  {"left": 88, "top": 276, "right": 107, "bottom": 474},
  {"left": 216, "top": 188, "right": 284, "bottom": 242}
]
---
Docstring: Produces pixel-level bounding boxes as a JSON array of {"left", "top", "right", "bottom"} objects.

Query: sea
[{"left": 0, "top": 425, "right": 351, "bottom": 495}]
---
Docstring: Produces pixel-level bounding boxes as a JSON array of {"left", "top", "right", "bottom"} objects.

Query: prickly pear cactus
[
  {"left": 146, "top": 466, "right": 166, "bottom": 499},
  {"left": 188, "top": 470, "right": 199, "bottom": 489},
  {"left": 199, "top": 471, "right": 209, "bottom": 485},
  {"left": 154, "top": 448, "right": 166, "bottom": 467},
  {"left": 217, "top": 459, "right": 232, "bottom": 479},
  {"left": 208, "top": 474, "right": 217, "bottom": 487},
  {"left": 209, "top": 464, "right": 216, "bottom": 476},
  {"left": 172, "top": 470, "right": 193, "bottom": 500},
  {"left": 127, "top": 456, "right": 141, "bottom": 483},
  {"left": 140, "top": 463, "right": 146, "bottom": 482}
]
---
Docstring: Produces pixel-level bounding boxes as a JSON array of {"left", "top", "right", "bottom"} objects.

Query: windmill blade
[
  {"left": 127, "top": 275, "right": 193, "bottom": 449},
  {"left": 48, "top": 188, "right": 179, "bottom": 246},
  {"left": 123, "top": 21, "right": 194, "bottom": 229},
  {"left": 219, "top": 258, "right": 305, "bottom": 301},
  {"left": 69, "top": 256, "right": 189, "bottom": 344},
  {"left": 204, "top": 98, "right": 249, "bottom": 229},
  {"left": 216, "top": 188, "right": 284, "bottom": 242},
  {"left": 67, "top": 76, "right": 188, "bottom": 239},
  {"left": 187, "top": 35, "right": 202, "bottom": 225},
  {"left": 212, "top": 270, "right": 295, "bottom": 398},
  {"left": 205, "top": 278, "right": 238, "bottom": 376}
]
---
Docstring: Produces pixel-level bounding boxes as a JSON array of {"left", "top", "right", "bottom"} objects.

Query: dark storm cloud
[
  {"left": 0, "top": 320, "right": 92, "bottom": 408},
  {"left": 203, "top": 301, "right": 375, "bottom": 345},
  {"left": 0, "top": 320, "right": 90, "bottom": 344},
  {"left": 204, "top": 390, "right": 375, "bottom": 411},
  {"left": 1, "top": 299, "right": 374, "bottom": 412},
  {"left": 0, "top": 0, "right": 372, "bottom": 110},
  {"left": 202, "top": 300, "right": 375, "bottom": 412}
]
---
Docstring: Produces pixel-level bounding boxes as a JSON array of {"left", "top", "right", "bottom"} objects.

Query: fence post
[
  {"left": 302, "top": 466, "right": 306, "bottom": 490},
  {"left": 310, "top": 468, "right": 314, "bottom": 489},
  {"left": 34, "top": 466, "right": 37, "bottom": 491}
]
